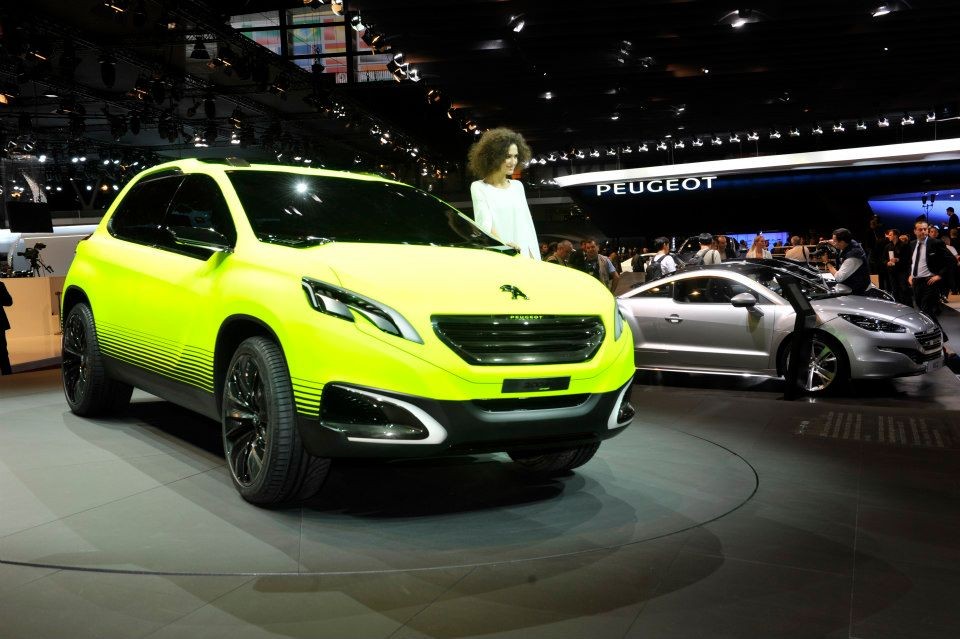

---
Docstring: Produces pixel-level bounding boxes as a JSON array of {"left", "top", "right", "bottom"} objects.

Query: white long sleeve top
[{"left": 469, "top": 179, "right": 541, "bottom": 260}]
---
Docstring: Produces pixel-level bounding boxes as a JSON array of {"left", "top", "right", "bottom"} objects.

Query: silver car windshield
[{"left": 735, "top": 266, "right": 831, "bottom": 300}]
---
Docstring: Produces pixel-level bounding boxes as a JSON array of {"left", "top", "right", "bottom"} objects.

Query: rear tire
[
  {"left": 61, "top": 303, "right": 133, "bottom": 416},
  {"left": 508, "top": 442, "right": 601, "bottom": 473},
  {"left": 221, "top": 336, "right": 330, "bottom": 505}
]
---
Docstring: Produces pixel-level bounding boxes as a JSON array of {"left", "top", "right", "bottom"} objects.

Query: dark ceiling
[{"left": 2, "top": 0, "right": 960, "bottom": 190}]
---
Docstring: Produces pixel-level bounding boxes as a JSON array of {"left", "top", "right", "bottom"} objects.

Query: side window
[
  {"left": 675, "top": 277, "right": 730, "bottom": 304},
  {"left": 108, "top": 176, "right": 183, "bottom": 244},
  {"left": 165, "top": 175, "right": 237, "bottom": 245},
  {"left": 636, "top": 282, "right": 673, "bottom": 298}
]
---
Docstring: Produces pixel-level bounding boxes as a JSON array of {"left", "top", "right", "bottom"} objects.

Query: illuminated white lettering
[
  {"left": 647, "top": 180, "right": 663, "bottom": 192},
  {"left": 593, "top": 175, "right": 718, "bottom": 196},
  {"left": 629, "top": 182, "right": 643, "bottom": 194},
  {"left": 702, "top": 176, "right": 716, "bottom": 189},
  {"left": 597, "top": 184, "right": 611, "bottom": 196},
  {"left": 613, "top": 182, "right": 626, "bottom": 195},
  {"left": 666, "top": 179, "right": 680, "bottom": 191},
  {"left": 681, "top": 177, "right": 700, "bottom": 190}
]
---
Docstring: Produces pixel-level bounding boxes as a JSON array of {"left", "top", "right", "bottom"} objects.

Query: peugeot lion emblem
[{"left": 500, "top": 284, "right": 528, "bottom": 300}]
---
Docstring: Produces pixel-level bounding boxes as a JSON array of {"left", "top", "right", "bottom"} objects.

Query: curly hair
[{"left": 466, "top": 127, "right": 533, "bottom": 179}]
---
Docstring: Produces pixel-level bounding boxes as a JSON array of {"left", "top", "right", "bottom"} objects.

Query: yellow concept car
[{"left": 61, "top": 159, "right": 635, "bottom": 505}]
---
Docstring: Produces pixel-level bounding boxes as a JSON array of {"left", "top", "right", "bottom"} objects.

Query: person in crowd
[
  {"left": 647, "top": 236, "right": 678, "bottom": 279},
  {"left": 607, "top": 249, "right": 622, "bottom": 273},
  {"left": 545, "top": 240, "right": 574, "bottom": 266},
  {"left": 929, "top": 226, "right": 959, "bottom": 298},
  {"left": 467, "top": 127, "right": 540, "bottom": 260},
  {"left": 864, "top": 214, "right": 884, "bottom": 265},
  {"left": 784, "top": 236, "right": 811, "bottom": 263},
  {"left": 821, "top": 227, "right": 871, "bottom": 295},
  {"left": 947, "top": 206, "right": 959, "bottom": 232},
  {"left": 883, "top": 228, "right": 912, "bottom": 306},
  {"left": 581, "top": 238, "right": 619, "bottom": 293},
  {"left": 716, "top": 235, "right": 735, "bottom": 261},
  {"left": 692, "top": 233, "right": 723, "bottom": 265},
  {"left": 909, "top": 219, "right": 952, "bottom": 338},
  {"left": 745, "top": 235, "right": 772, "bottom": 259},
  {"left": 0, "top": 281, "right": 12, "bottom": 375}
]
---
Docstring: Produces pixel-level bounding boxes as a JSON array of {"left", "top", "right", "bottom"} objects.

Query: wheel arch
[
  {"left": 214, "top": 315, "right": 285, "bottom": 412},
  {"left": 776, "top": 327, "right": 847, "bottom": 377},
  {"left": 61, "top": 286, "right": 91, "bottom": 329}
]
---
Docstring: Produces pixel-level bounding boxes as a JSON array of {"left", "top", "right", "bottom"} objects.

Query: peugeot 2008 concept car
[
  {"left": 618, "top": 260, "right": 943, "bottom": 394},
  {"left": 61, "top": 159, "right": 636, "bottom": 505}
]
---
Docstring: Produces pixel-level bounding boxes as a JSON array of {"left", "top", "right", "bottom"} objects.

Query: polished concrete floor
[{"left": 1, "top": 311, "right": 959, "bottom": 638}]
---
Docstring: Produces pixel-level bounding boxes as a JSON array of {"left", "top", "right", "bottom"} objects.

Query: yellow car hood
[{"left": 304, "top": 242, "right": 612, "bottom": 318}]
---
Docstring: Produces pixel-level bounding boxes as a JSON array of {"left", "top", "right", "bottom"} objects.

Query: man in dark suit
[
  {"left": 0, "top": 281, "right": 12, "bottom": 375},
  {"left": 908, "top": 219, "right": 952, "bottom": 339}
]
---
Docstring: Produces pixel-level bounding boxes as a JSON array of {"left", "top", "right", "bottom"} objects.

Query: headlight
[
  {"left": 838, "top": 313, "right": 906, "bottom": 333},
  {"left": 614, "top": 300, "right": 625, "bottom": 340},
  {"left": 302, "top": 278, "right": 423, "bottom": 343}
]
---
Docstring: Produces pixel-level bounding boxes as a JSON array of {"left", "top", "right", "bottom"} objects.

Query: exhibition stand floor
[{"left": 1, "top": 359, "right": 959, "bottom": 638}]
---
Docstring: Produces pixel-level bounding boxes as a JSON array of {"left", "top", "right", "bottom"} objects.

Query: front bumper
[
  {"left": 826, "top": 324, "right": 944, "bottom": 379},
  {"left": 296, "top": 377, "right": 636, "bottom": 458}
]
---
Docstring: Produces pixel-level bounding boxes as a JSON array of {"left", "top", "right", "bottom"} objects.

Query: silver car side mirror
[{"left": 730, "top": 292, "right": 757, "bottom": 307}]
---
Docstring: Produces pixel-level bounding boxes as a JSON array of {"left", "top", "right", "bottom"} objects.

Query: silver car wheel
[{"left": 801, "top": 336, "right": 839, "bottom": 392}]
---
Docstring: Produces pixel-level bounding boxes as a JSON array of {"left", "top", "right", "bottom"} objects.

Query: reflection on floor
[{"left": 1, "top": 364, "right": 959, "bottom": 639}]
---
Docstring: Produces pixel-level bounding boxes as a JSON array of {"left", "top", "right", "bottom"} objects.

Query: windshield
[
  {"left": 227, "top": 171, "right": 504, "bottom": 249},
  {"left": 732, "top": 264, "right": 831, "bottom": 299}
]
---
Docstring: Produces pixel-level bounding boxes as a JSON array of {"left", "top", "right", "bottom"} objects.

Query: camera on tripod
[
  {"left": 16, "top": 242, "right": 54, "bottom": 276},
  {"left": 19, "top": 242, "right": 46, "bottom": 261}
]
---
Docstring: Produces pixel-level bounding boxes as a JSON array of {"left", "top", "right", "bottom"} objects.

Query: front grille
[
  {"left": 915, "top": 328, "right": 943, "bottom": 352},
  {"left": 432, "top": 315, "right": 605, "bottom": 365},
  {"left": 472, "top": 394, "right": 591, "bottom": 412}
]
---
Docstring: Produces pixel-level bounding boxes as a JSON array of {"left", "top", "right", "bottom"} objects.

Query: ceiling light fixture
[
  {"left": 718, "top": 8, "right": 767, "bottom": 29},
  {"left": 926, "top": 111, "right": 936, "bottom": 123},
  {"left": 871, "top": 2, "right": 912, "bottom": 18},
  {"left": 692, "top": 137, "right": 704, "bottom": 147},
  {"left": 508, "top": 15, "right": 526, "bottom": 33},
  {"left": 711, "top": 136, "right": 723, "bottom": 146},
  {"left": 878, "top": 116, "right": 890, "bottom": 127},
  {"left": 788, "top": 127, "right": 800, "bottom": 137},
  {"left": 729, "top": 133, "right": 740, "bottom": 143},
  {"left": 856, "top": 120, "right": 867, "bottom": 131},
  {"left": 812, "top": 124, "right": 824, "bottom": 135},
  {"left": 746, "top": 131, "right": 759, "bottom": 141},
  {"left": 638, "top": 143, "right": 649, "bottom": 152},
  {"left": 674, "top": 140, "right": 685, "bottom": 149},
  {"left": 656, "top": 141, "right": 668, "bottom": 151},
  {"left": 901, "top": 114, "right": 915, "bottom": 126},
  {"left": 769, "top": 130, "right": 781, "bottom": 139},
  {"left": 832, "top": 122, "right": 845, "bottom": 133}
]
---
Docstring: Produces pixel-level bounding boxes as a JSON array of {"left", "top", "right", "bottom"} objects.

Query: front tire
[
  {"left": 508, "top": 443, "right": 601, "bottom": 473},
  {"left": 783, "top": 332, "right": 849, "bottom": 395},
  {"left": 221, "top": 336, "right": 330, "bottom": 505},
  {"left": 61, "top": 303, "right": 133, "bottom": 416}
]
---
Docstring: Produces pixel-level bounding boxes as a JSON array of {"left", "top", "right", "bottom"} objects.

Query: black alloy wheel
[
  {"left": 61, "top": 302, "right": 132, "bottom": 416},
  {"left": 221, "top": 337, "right": 330, "bottom": 505}
]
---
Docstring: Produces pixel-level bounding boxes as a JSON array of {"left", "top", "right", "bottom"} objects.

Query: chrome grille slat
[{"left": 432, "top": 315, "right": 605, "bottom": 365}]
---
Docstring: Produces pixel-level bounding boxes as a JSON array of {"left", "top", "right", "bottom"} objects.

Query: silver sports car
[{"left": 617, "top": 260, "right": 944, "bottom": 394}]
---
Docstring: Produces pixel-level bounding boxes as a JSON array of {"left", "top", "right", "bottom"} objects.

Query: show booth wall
[{"left": 560, "top": 156, "right": 960, "bottom": 241}]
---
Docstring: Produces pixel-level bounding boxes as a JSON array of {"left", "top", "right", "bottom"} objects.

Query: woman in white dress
[{"left": 467, "top": 128, "right": 540, "bottom": 260}]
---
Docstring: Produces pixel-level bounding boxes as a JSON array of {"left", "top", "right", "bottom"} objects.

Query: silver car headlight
[
  {"left": 302, "top": 277, "right": 423, "bottom": 343},
  {"left": 838, "top": 313, "right": 906, "bottom": 333},
  {"left": 614, "top": 300, "right": 625, "bottom": 340}
]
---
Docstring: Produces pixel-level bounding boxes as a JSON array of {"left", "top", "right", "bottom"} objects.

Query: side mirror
[
  {"left": 730, "top": 292, "right": 758, "bottom": 307},
  {"left": 169, "top": 226, "right": 234, "bottom": 253},
  {"left": 833, "top": 282, "right": 852, "bottom": 295}
]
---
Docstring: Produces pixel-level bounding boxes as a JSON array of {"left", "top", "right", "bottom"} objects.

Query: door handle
[{"left": 664, "top": 314, "right": 683, "bottom": 323}]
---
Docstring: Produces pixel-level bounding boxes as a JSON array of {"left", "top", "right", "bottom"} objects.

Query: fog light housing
[{"left": 320, "top": 385, "right": 448, "bottom": 444}]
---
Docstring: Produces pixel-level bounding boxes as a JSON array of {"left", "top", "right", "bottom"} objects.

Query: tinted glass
[
  {"left": 637, "top": 282, "right": 673, "bottom": 298},
  {"left": 109, "top": 175, "right": 182, "bottom": 243},
  {"left": 675, "top": 277, "right": 725, "bottom": 303},
  {"left": 227, "top": 171, "right": 501, "bottom": 248},
  {"left": 165, "top": 175, "right": 236, "bottom": 244}
]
